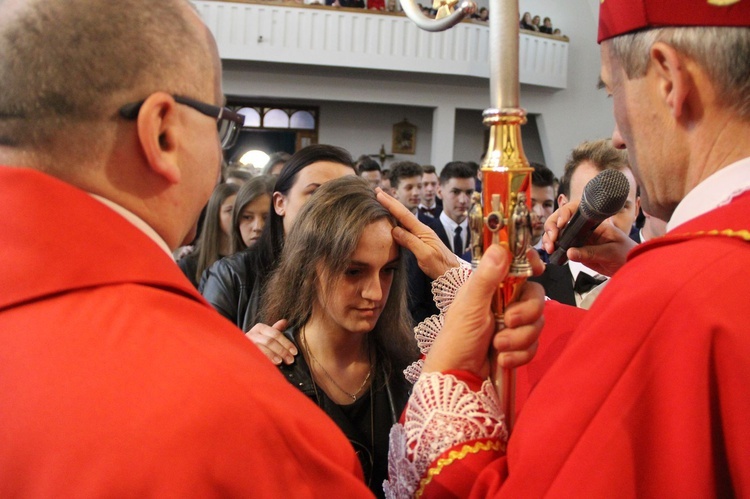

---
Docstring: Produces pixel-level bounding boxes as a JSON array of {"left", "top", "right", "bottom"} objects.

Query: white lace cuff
[
  {"left": 404, "top": 314, "right": 441, "bottom": 383},
  {"left": 431, "top": 260, "right": 472, "bottom": 313},
  {"left": 384, "top": 372, "right": 506, "bottom": 498},
  {"left": 403, "top": 262, "right": 472, "bottom": 384}
]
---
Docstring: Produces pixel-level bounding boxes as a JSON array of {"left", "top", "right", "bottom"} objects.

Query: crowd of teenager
[{"left": 4, "top": 0, "right": 746, "bottom": 496}]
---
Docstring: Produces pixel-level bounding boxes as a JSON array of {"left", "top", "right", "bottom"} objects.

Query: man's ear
[
  {"left": 273, "top": 191, "right": 286, "bottom": 217},
  {"left": 437, "top": 185, "right": 444, "bottom": 200},
  {"left": 558, "top": 193, "right": 568, "bottom": 207},
  {"left": 137, "top": 92, "right": 182, "bottom": 185},
  {"left": 649, "top": 42, "right": 690, "bottom": 120}
]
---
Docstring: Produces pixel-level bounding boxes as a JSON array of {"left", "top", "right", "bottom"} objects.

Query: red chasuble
[
  {"left": 420, "top": 191, "right": 750, "bottom": 497},
  {"left": 0, "top": 167, "right": 372, "bottom": 498}
]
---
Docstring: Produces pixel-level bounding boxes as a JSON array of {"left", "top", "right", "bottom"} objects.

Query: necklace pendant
[{"left": 301, "top": 329, "right": 372, "bottom": 403}]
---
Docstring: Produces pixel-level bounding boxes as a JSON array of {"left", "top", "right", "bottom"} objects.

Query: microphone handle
[{"left": 548, "top": 211, "right": 603, "bottom": 265}]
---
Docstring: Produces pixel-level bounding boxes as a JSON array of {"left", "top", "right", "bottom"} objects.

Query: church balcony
[{"left": 193, "top": 0, "right": 569, "bottom": 90}]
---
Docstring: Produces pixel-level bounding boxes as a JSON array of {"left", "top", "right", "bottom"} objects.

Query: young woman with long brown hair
[
  {"left": 177, "top": 182, "right": 239, "bottom": 288},
  {"left": 261, "top": 176, "right": 418, "bottom": 496}
]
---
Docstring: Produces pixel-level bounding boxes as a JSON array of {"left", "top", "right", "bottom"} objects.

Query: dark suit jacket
[
  {"left": 529, "top": 263, "right": 576, "bottom": 306},
  {"left": 423, "top": 214, "right": 471, "bottom": 263},
  {"left": 405, "top": 249, "right": 436, "bottom": 325},
  {"left": 418, "top": 214, "right": 450, "bottom": 245},
  {"left": 406, "top": 215, "right": 452, "bottom": 324}
]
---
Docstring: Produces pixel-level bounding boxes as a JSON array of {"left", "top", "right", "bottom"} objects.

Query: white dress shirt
[
  {"left": 667, "top": 157, "right": 750, "bottom": 232},
  {"left": 439, "top": 211, "right": 469, "bottom": 254}
]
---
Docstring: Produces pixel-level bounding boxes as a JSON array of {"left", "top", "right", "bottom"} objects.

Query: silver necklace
[{"left": 301, "top": 328, "right": 372, "bottom": 402}]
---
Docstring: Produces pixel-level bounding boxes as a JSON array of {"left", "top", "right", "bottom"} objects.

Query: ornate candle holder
[{"left": 400, "top": 0, "right": 533, "bottom": 432}]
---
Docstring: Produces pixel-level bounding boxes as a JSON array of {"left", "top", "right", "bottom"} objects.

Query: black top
[
  {"left": 176, "top": 252, "right": 199, "bottom": 289},
  {"left": 278, "top": 329, "right": 411, "bottom": 498},
  {"left": 199, "top": 249, "right": 261, "bottom": 331}
]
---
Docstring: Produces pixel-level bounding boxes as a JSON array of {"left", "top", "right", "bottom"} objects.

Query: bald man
[{"left": 0, "top": 1, "right": 369, "bottom": 495}]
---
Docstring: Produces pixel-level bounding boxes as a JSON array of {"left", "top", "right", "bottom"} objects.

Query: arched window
[
  {"left": 223, "top": 102, "right": 319, "bottom": 163},
  {"left": 290, "top": 110, "right": 315, "bottom": 130},
  {"left": 238, "top": 107, "right": 261, "bottom": 128},
  {"left": 264, "top": 108, "right": 290, "bottom": 128}
]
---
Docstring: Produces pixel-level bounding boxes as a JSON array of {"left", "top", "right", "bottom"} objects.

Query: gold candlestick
[
  {"left": 477, "top": 107, "right": 533, "bottom": 433},
  {"left": 400, "top": 0, "right": 533, "bottom": 434}
]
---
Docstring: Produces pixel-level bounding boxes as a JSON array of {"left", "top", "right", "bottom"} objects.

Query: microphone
[{"left": 548, "top": 169, "right": 630, "bottom": 265}]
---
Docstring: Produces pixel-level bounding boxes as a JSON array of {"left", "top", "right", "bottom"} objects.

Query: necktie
[
  {"left": 453, "top": 226, "right": 463, "bottom": 255},
  {"left": 573, "top": 272, "right": 606, "bottom": 295}
]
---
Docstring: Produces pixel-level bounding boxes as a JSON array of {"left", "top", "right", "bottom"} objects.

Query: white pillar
[{"left": 430, "top": 105, "right": 456, "bottom": 170}]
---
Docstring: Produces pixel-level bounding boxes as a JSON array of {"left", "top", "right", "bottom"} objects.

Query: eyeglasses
[{"left": 119, "top": 95, "right": 244, "bottom": 150}]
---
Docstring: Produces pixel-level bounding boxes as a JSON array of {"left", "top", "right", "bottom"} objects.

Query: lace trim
[
  {"left": 431, "top": 261, "right": 472, "bottom": 314},
  {"left": 384, "top": 423, "right": 420, "bottom": 498},
  {"left": 404, "top": 263, "right": 472, "bottom": 384},
  {"left": 414, "top": 314, "right": 443, "bottom": 355},
  {"left": 384, "top": 372, "right": 506, "bottom": 498},
  {"left": 404, "top": 360, "right": 424, "bottom": 385},
  {"left": 404, "top": 314, "right": 444, "bottom": 383}
]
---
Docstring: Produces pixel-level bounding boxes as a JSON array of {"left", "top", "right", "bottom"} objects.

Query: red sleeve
[
  {"left": 515, "top": 300, "right": 587, "bottom": 416},
  {"left": 420, "top": 440, "right": 508, "bottom": 499}
]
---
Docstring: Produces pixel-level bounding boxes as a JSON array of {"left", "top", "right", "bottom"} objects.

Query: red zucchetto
[{"left": 598, "top": 0, "right": 750, "bottom": 42}]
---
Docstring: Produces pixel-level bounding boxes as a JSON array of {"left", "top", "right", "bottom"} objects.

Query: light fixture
[{"left": 238, "top": 150, "right": 271, "bottom": 170}]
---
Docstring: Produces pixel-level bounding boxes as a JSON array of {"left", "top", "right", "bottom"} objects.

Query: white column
[{"left": 431, "top": 105, "right": 456, "bottom": 170}]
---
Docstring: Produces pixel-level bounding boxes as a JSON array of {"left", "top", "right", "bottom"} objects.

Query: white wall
[
  {"left": 516, "top": 0, "right": 614, "bottom": 172},
  {"left": 453, "top": 108, "right": 485, "bottom": 164},
  {"left": 221, "top": 0, "right": 614, "bottom": 176},
  {"left": 316, "top": 101, "right": 434, "bottom": 166}
]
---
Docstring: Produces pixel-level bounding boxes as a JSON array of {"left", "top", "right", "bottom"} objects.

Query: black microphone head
[{"left": 579, "top": 169, "right": 630, "bottom": 221}]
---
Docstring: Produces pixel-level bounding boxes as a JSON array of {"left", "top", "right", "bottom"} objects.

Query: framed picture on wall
[{"left": 392, "top": 119, "right": 417, "bottom": 154}]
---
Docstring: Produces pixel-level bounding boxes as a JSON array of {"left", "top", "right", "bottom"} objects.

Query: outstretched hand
[
  {"left": 245, "top": 319, "right": 296, "bottom": 365},
  {"left": 376, "top": 187, "right": 458, "bottom": 279},
  {"left": 422, "top": 245, "right": 544, "bottom": 378},
  {"left": 542, "top": 200, "right": 637, "bottom": 277}
]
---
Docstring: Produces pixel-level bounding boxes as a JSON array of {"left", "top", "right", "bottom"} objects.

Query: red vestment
[
  {"left": 416, "top": 191, "right": 750, "bottom": 497},
  {"left": 0, "top": 167, "right": 372, "bottom": 497}
]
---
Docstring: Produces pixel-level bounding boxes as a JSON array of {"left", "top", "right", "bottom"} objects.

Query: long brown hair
[
  {"left": 262, "top": 176, "right": 417, "bottom": 374},
  {"left": 231, "top": 175, "right": 275, "bottom": 253},
  {"left": 194, "top": 182, "right": 239, "bottom": 283},
  {"left": 249, "top": 145, "right": 355, "bottom": 281}
]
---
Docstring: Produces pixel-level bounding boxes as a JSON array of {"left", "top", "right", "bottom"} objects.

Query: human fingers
[
  {"left": 567, "top": 224, "right": 636, "bottom": 276},
  {"left": 423, "top": 245, "right": 510, "bottom": 377},
  {"left": 542, "top": 201, "right": 579, "bottom": 254},
  {"left": 245, "top": 319, "right": 295, "bottom": 365},
  {"left": 377, "top": 186, "right": 458, "bottom": 279},
  {"left": 503, "top": 281, "right": 545, "bottom": 332},
  {"left": 251, "top": 343, "right": 285, "bottom": 365},
  {"left": 495, "top": 322, "right": 541, "bottom": 368},
  {"left": 377, "top": 188, "right": 452, "bottom": 243},
  {"left": 493, "top": 281, "right": 545, "bottom": 367},
  {"left": 390, "top": 225, "right": 427, "bottom": 256},
  {"left": 376, "top": 188, "right": 422, "bottom": 232},
  {"left": 392, "top": 226, "right": 458, "bottom": 279},
  {"left": 377, "top": 187, "right": 443, "bottom": 245},
  {"left": 525, "top": 247, "right": 546, "bottom": 277}
]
